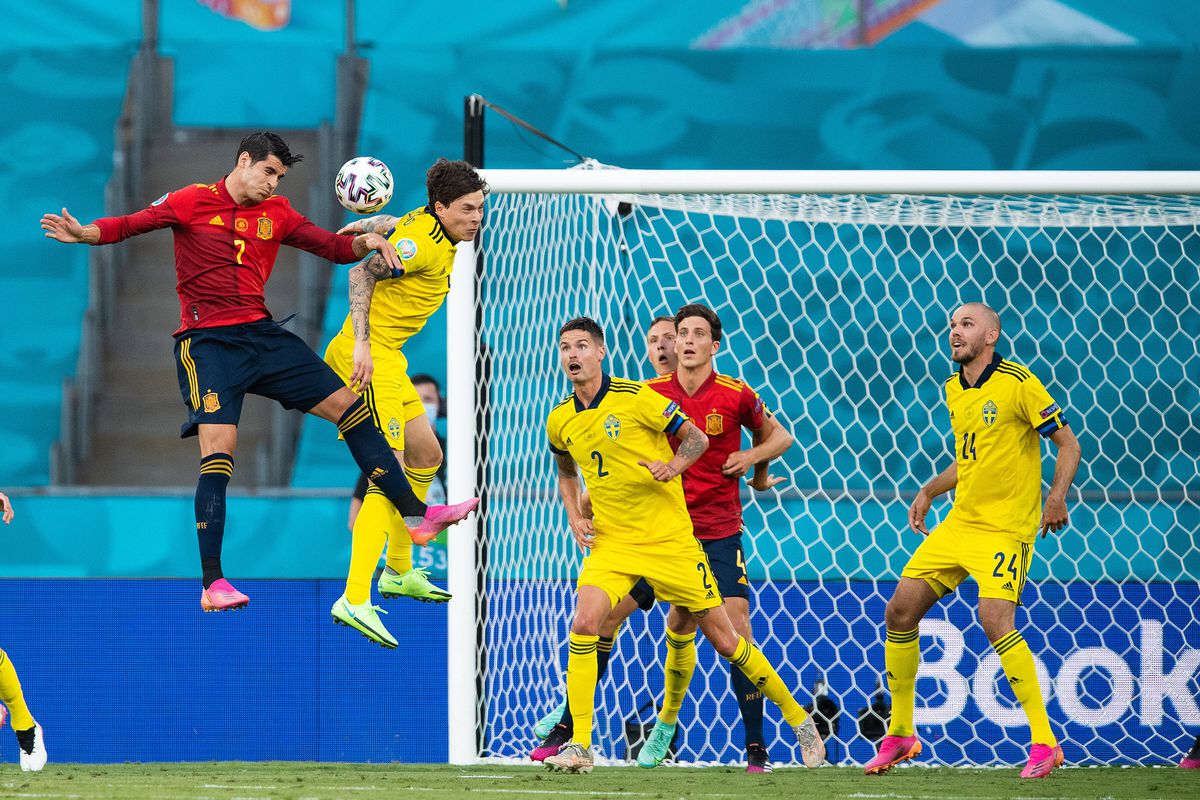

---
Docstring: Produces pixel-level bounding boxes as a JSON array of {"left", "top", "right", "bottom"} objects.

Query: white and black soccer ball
[{"left": 335, "top": 156, "right": 394, "bottom": 214}]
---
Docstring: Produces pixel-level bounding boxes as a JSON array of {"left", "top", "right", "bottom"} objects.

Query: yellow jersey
[
  {"left": 942, "top": 353, "right": 1068, "bottom": 542},
  {"left": 547, "top": 375, "right": 693, "bottom": 544},
  {"left": 337, "top": 205, "right": 456, "bottom": 351}
]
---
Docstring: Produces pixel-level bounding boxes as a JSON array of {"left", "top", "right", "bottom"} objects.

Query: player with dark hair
[
  {"left": 41, "top": 134, "right": 476, "bottom": 613},
  {"left": 532, "top": 308, "right": 791, "bottom": 772},
  {"left": 0, "top": 493, "right": 47, "bottom": 771},
  {"left": 864, "top": 302, "right": 1081, "bottom": 779},
  {"left": 324, "top": 158, "right": 487, "bottom": 645},
  {"left": 541, "top": 317, "right": 823, "bottom": 774}
]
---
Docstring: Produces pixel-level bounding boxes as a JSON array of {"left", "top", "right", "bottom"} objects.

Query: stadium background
[{"left": 1, "top": 0, "right": 1198, "bottom": 765}]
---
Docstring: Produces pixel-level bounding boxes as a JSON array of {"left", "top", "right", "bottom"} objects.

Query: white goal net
[{"left": 446, "top": 167, "right": 1200, "bottom": 767}]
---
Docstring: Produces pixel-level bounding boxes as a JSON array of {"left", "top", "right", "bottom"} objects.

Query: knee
[
  {"left": 979, "top": 611, "right": 1016, "bottom": 643},
  {"left": 885, "top": 597, "right": 920, "bottom": 632},
  {"left": 572, "top": 611, "right": 602, "bottom": 637}
]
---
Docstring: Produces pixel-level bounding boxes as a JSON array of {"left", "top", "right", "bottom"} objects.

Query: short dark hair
[
  {"left": 411, "top": 373, "right": 441, "bottom": 393},
  {"left": 558, "top": 316, "right": 605, "bottom": 345},
  {"left": 674, "top": 303, "right": 722, "bottom": 343},
  {"left": 236, "top": 132, "right": 302, "bottom": 168},
  {"left": 427, "top": 158, "right": 489, "bottom": 209},
  {"left": 648, "top": 315, "right": 675, "bottom": 330}
]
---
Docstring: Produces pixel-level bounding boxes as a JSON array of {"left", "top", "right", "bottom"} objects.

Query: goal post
[{"left": 446, "top": 167, "right": 1200, "bottom": 766}]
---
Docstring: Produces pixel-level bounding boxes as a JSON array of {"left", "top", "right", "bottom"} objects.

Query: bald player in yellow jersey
[
  {"left": 864, "top": 302, "right": 1081, "bottom": 780},
  {"left": 324, "top": 159, "right": 488, "bottom": 647},
  {"left": 540, "top": 317, "right": 824, "bottom": 774}
]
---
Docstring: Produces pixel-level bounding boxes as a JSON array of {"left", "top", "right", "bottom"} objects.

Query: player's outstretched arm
[
  {"left": 0, "top": 491, "right": 12, "bottom": 524},
  {"left": 338, "top": 214, "right": 401, "bottom": 237},
  {"left": 640, "top": 420, "right": 709, "bottom": 481},
  {"left": 554, "top": 453, "right": 594, "bottom": 550},
  {"left": 908, "top": 461, "right": 958, "bottom": 535},
  {"left": 345, "top": 252, "right": 393, "bottom": 391},
  {"left": 1040, "top": 425, "right": 1081, "bottom": 537},
  {"left": 40, "top": 208, "right": 100, "bottom": 245}
]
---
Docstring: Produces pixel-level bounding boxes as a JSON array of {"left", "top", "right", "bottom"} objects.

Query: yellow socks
[
  {"left": 660, "top": 630, "right": 697, "bottom": 724},
  {"left": 726, "top": 637, "right": 807, "bottom": 727},
  {"left": 404, "top": 464, "right": 439, "bottom": 501},
  {"left": 0, "top": 648, "right": 34, "bottom": 731},
  {"left": 885, "top": 628, "right": 920, "bottom": 737},
  {"left": 382, "top": 464, "right": 440, "bottom": 573},
  {"left": 994, "top": 630, "right": 1057, "bottom": 746},
  {"left": 346, "top": 487, "right": 394, "bottom": 604},
  {"left": 566, "top": 632, "right": 599, "bottom": 749}
]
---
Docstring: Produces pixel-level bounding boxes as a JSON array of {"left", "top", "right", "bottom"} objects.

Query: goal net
[{"left": 446, "top": 166, "right": 1200, "bottom": 767}]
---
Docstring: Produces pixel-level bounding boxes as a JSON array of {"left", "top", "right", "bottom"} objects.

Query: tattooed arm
[
  {"left": 638, "top": 420, "right": 709, "bottom": 482},
  {"left": 338, "top": 214, "right": 401, "bottom": 237},
  {"left": 346, "top": 251, "right": 393, "bottom": 391}
]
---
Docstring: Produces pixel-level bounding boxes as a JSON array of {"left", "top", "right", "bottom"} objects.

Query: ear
[
  {"left": 711, "top": 338, "right": 721, "bottom": 355},
  {"left": 433, "top": 200, "right": 447, "bottom": 216},
  {"left": 985, "top": 327, "right": 1000, "bottom": 346},
  {"left": 237, "top": 152, "right": 251, "bottom": 169}
]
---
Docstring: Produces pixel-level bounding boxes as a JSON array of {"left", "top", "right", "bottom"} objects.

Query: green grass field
[{"left": 2, "top": 763, "right": 1194, "bottom": 800}]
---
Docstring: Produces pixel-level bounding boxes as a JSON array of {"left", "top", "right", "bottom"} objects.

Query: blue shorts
[
  {"left": 701, "top": 533, "right": 750, "bottom": 600},
  {"left": 173, "top": 318, "right": 346, "bottom": 438},
  {"left": 629, "top": 577, "right": 656, "bottom": 611}
]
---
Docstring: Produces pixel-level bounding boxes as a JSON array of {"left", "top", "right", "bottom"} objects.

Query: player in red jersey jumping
[{"left": 41, "top": 132, "right": 477, "bottom": 613}]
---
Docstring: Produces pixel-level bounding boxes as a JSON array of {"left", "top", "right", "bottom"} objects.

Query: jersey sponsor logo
[
  {"left": 396, "top": 238, "right": 418, "bottom": 260},
  {"left": 603, "top": 414, "right": 621, "bottom": 440},
  {"left": 256, "top": 218, "right": 273, "bottom": 240},
  {"left": 662, "top": 401, "right": 680, "bottom": 418},
  {"left": 151, "top": 193, "right": 168, "bottom": 206},
  {"left": 209, "top": 215, "right": 225, "bottom": 226},
  {"left": 982, "top": 399, "right": 998, "bottom": 427},
  {"left": 1040, "top": 402, "right": 1061, "bottom": 419},
  {"left": 387, "top": 418, "right": 402, "bottom": 440},
  {"left": 235, "top": 218, "right": 249, "bottom": 232},
  {"left": 705, "top": 413, "right": 724, "bottom": 435},
  {"left": 565, "top": 436, "right": 573, "bottom": 446},
  {"left": 370, "top": 467, "right": 387, "bottom": 480},
  {"left": 202, "top": 391, "right": 221, "bottom": 413}
]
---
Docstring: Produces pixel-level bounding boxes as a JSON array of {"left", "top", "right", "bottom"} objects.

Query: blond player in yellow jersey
[
  {"left": 0, "top": 492, "right": 47, "bottom": 771},
  {"left": 864, "top": 303, "right": 1082, "bottom": 779},
  {"left": 541, "top": 317, "right": 824, "bottom": 774},
  {"left": 323, "top": 159, "right": 487, "bottom": 647}
]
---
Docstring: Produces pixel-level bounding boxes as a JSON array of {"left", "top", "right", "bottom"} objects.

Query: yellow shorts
[
  {"left": 901, "top": 520, "right": 1033, "bottom": 605},
  {"left": 578, "top": 531, "right": 723, "bottom": 612},
  {"left": 324, "top": 334, "right": 424, "bottom": 451}
]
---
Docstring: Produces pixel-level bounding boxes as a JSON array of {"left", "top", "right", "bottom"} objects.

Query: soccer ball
[{"left": 335, "top": 156, "right": 394, "bottom": 214}]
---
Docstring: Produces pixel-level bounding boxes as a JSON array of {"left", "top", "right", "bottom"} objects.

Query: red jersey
[
  {"left": 94, "top": 178, "right": 360, "bottom": 334},
  {"left": 646, "top": 371, "right": 768, "bottom": 540}
]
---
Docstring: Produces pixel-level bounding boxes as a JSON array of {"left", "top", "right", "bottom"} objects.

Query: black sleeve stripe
[
  {"left": 996, "top": 365, "right": 1028, "bottom": 382},
  {"left": 548, "top": 442, "right": 568, "bottom": 455},
  {"left": 665, "top": 414, "right": 686, "bottom": 436},
  {"left": 1001, "top": 360, "right": 1032, "bottom": 379}
]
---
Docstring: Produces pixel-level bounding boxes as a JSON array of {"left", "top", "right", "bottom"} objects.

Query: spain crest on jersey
[
  {"left": 604, "top": 414, "right": 621, "bottom": 440},
  {"left": 202, "top": 392, "right": 221, "bottom": 413},
  {"left": 706, "top": 413, "right": 724, "bottom": 435},
  {"left": 257, "top": 217, "right": 273, "bottom": 240},
  {"left": 982, "top": 399, "right": 998, "bottom": 427}
]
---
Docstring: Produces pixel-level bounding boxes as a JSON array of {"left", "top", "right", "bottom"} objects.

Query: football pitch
[{"left": 2, "top": 763, "right": 1193, "bottom": 800}]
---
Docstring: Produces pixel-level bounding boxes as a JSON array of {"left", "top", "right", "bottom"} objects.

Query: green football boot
[
  {"left": 331, "top": 594, "right": 398, "bottom": 649},
  {"left": 377, "top": 567, "right": 452, "bottom": 603},
  {"left": 636, "top": 719, "right": 676, "bottom": 768}
]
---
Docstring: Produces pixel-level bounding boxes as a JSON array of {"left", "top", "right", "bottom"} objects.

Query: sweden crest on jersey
[
  {"left": 982, "top": 399, "right": 998, "bottom": 427},
  {"left": 604, "top": 414, "right": 621, "bottom": 440}
]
